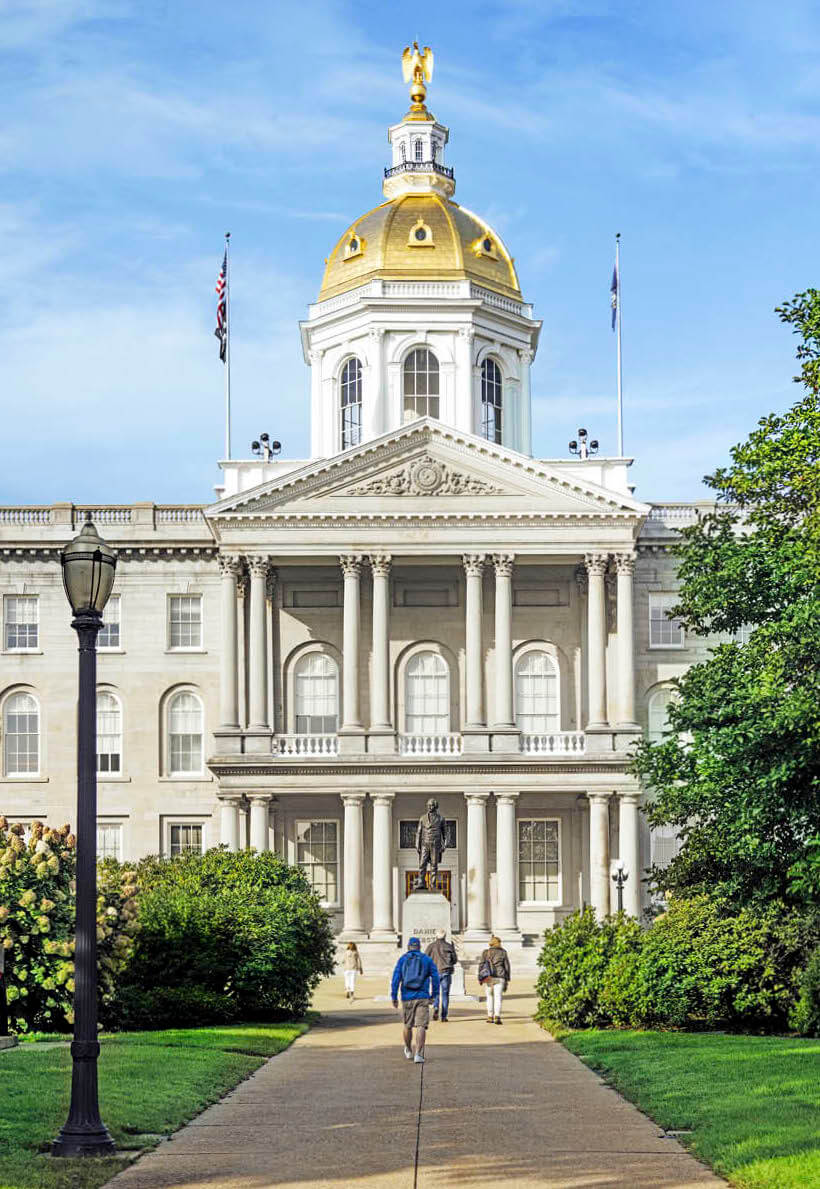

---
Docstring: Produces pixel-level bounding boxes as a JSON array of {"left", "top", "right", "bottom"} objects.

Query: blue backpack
[{"left": 402, "top": 951, "right": 429, "bottom": 993}]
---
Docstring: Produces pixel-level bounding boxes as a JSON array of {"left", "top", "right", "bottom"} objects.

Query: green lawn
[
  {"left": 559, "top": 1029, "right": 820, "bottom": 1189},
  {"left": 0, "top": 1021, "right": 309, "bottom": 1189}
]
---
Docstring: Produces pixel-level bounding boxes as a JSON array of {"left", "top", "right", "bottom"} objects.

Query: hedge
[{"left": 536, "top": 899, "right": 819, "bottom": 1033}]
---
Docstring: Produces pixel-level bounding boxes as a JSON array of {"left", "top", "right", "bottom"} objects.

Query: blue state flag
[{"left": 610, "top": 264, "right": 618, "bottom": 331}]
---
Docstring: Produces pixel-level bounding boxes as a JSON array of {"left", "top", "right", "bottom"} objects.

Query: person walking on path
[
  {"left": 425, "top": 928, "right": 457, "bottom": 1022},
  {"left": 391, "top": 936, "right": 440, "bottom": 1064},
  {"left": 343, "top": 941, "right": 363, "bottom": 1000},
  {"left": 479, "top": 935, "right": 511, "bottom": 1024}
]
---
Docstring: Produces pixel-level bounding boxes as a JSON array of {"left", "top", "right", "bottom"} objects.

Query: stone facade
[{"left": 0, "top": 73, "right": 711, "bottom": 973}]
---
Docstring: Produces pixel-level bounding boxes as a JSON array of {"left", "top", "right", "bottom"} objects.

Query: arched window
[
  {"left": 340, "top": 357, "right": 362, "bottom": 449},
  {"left": 167, "top": 690, "right": 203, "bottom": 776},
  {"left": 96, "top": 691, "right": 122, "bottom": 774},
  {"left": 414, "top": 138, "right": 423, "bottom": 161},
  {"left": 403, "top": 348, "right": 440, "bottom": 421},
  {"left": 405, "top": 651, "right": 449, "bottom": 734},
  {"left": 294, "top": 653, "right": 338, "bottom": 734},
  {"left": 647, "top": 688, "right": 675, "bottom": 743},
  {"left": 481, "top": 359, "right": 503, "bottom": 443},
  {"left": 515, "top": 652, "right": 559, "bottom": 734},
  {"left": 3, "top": 691, "right": 39, "bottom": 776}
]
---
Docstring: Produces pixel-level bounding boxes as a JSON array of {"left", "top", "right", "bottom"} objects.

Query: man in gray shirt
[{"left": 425, "top": 928, "right": 457, "bottom": 1022}]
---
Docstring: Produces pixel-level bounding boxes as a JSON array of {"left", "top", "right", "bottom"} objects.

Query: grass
[
  {"left": 558, "top": 1028, "right": 820, "bottom": 1189},
  {"left": 0, "top": 1020, "right": 309, "bottom": 1189}
]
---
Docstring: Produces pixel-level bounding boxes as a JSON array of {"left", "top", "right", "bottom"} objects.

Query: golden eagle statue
[{"left": 401, "top": 42, "right": 434, "bottom": 108}]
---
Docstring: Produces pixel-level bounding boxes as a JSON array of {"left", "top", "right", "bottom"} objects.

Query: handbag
[{"left": 477, "top": 954, "right": 493, "bottom": 984}]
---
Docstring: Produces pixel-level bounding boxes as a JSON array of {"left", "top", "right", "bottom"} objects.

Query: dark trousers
[{"left": 436, "top": 972, "right": 452, "bottom": 1019}]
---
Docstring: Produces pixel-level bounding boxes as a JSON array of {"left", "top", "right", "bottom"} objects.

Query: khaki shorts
[{"left": 402, "top": 999, "right": 430, "bottom": 1029}]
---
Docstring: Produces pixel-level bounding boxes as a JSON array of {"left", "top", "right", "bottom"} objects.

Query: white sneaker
[
  {"left": 404, "top": 1046, "right": 413, "bottom": 1060},
  {"left": 414, "top": 1053, "right": 425, "bottom": 1064}
]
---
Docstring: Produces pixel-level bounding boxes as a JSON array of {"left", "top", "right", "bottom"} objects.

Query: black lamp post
[
  {"left": 611, "top": 859, "right": 629, "bottom": 915},
  {"left": 52, "top": 516, "right": 117, "bottom": 1158}
]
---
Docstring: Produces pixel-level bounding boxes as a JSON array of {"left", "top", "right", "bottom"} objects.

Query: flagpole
[
  {"left": 615, "top": 232, "right": 623, "bottom": 456},
  {"left": 224, "top": 231, "right": 232, "bottom": 460}
]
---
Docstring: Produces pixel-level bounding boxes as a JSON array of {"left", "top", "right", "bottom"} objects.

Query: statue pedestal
[{"left": 402, "top": 890, "right": 450, "bottom": 951}]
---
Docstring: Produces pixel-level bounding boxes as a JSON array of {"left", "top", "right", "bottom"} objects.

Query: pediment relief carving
[{"left": 348, "top": 455, "right": 503, "bottom": 497}]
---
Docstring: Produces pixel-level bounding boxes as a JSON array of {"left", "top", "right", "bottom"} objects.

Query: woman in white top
[{"left": 343, "top": 941, "right": 363, "bottom": 999}]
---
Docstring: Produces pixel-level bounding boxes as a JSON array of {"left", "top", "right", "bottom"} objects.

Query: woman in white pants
[
  {"left": 343, "top": 941, "right": 363, "bottom": 999},
  {"left": 480, "top": 936, "right": 511, "bottom": 1024}
]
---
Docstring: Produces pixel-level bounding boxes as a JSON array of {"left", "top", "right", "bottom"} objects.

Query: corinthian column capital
[
  {"left": 492, "top": 553, "right": 515, "bottom": 578},
  {"left": 218, "top": 553, "right": 243, "bottom": 578},
  {"left": 462, "top": 553, "right": 486, "bottom": 578},
  {"left": 339, "top": 554, "right": 364, "bottom": 579},
  {"left": 613, "top": 551, "right": 637, "bottom": 576},
  {"left": 584, "top": 552, "right": 609, "bottom": 578},
  {"left": 369, "top": 553, "right": 392, "bottom": 578},
  {"left": 247, "top": 555, "right": 270, "bottom": 578}
]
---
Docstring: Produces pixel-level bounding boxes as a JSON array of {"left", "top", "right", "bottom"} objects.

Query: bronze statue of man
[{"left": 414, "top": 798, "right": 446, "bottom": 890}]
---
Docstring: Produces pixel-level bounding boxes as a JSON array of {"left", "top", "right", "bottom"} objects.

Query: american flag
[{"left": 215, "top": 250, "right": 227, "bottom": 361}]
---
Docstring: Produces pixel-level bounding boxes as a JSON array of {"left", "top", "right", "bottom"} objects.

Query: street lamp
[
  {"left": 52, "top": 516, "right": 117, "bottom": 1158},
  {"left": 611, "top": 858, "right": 629, "bottom": 915}
]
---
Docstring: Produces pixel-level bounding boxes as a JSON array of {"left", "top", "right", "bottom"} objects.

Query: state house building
[{"left": 0, "top": 61, "right": 710, "bottom": 969}]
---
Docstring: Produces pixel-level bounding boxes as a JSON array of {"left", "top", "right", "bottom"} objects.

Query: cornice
[
  {"left": 0, "top": 546, "right": 218, "bottom": 564},
  {"left": 218, "top": 514, "right": 641, "bottom": 530},
  {"left": 208, "top": 759, "right": 634, "bottom": 777}
]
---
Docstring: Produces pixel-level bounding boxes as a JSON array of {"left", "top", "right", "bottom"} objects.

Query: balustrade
[
  {"left": 399, "top": 733, "right": 462, "bottom": 756},
  {"left": 519, "top": 731, "right": 586, "bottom": 755},
  {"left": 272, "top": 734, "right": 338, "bottom": 757}
]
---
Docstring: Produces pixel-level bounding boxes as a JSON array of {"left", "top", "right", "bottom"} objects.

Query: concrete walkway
[{"left": 109, "top": 975, "right": 724, "bottom": 1189}]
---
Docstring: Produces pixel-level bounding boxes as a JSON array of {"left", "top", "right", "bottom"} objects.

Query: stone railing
[
  {"left": 0, "top": 508, "right": 52, "bottom": 524},
  {"left": 399, "top": 733, "right": 463, "bottom": 756},
  {"left": 520, "top": 732, "right": 586, "bottom": 755},
  {"left": 469, "top": 284, "right": 533, "bottom": 318},
  {"left": 75, "top": 507, "right": 133, "bottom": 525},
  {"left": 155, "top": 507, "right": 207, "bottom": 523},
  {"left": 648, "top": 504, "right": 700, "bottom": 525},
  {"left": 0, "top": 504, "right": 209, "bottom": 530},
  {"left": 272, "top": 734, "right": 338, "bottom": 757}
]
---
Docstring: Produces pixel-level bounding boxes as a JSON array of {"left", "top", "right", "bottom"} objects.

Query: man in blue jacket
[{"left": 391, "top": 936, "right": 440, "bottom": 1064}]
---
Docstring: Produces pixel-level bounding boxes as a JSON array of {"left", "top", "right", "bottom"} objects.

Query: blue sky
[{"left": 4, "top": 0, "right": 819, "bottom": 505}]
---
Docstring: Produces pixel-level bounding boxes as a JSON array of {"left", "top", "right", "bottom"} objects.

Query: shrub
[
  {"left": 0, "top": 817, "right": 138, "bottom": 1033},
  {"left": 535, "top": 908, "right": 642, "bottom": 1027},
  {"left": 105, "top": 985, "right": 238, "bottom": 1030},
  {"left": 106, "top": 849, "right": 336, "bottom": 1025},
  {"left": 791, "top": 946, "right": 820, "bottom": 1036}
]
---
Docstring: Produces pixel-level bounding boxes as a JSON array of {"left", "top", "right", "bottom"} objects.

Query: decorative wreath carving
[{"left": 349, "top": 455, "right": 503, "bottom": 497}]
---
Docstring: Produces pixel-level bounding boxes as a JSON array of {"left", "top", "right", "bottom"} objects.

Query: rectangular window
[
  {"left": 168, "top": 595, "right": 202, "bottom": 649},
  {"left": 4, "top": 595, "right": 38, "bottom": 651},
  {"left": 650, "top": 825, "right": 681, "bottom": 870},
  {"left": 296, "top": 820, "right": 339, "bottom": 904},
  {"left": 98, "top": 595, "right": 121, "bottom": 649},
  {"left": 734, "top": 623, "right": 752, "bottom": 645},
  {"left": 518, "top": 818, "right": 560, "bottom": 903},
  {"left": 648, "top": 593, "right": 685, "bottom": 649},
  {"left": 399, "top": 819, "right": 457, "bottom": 850},
  {"left": 169, "top": 823, "right": 203, "bottom": 856},
  {"left": 97, "top": 822, "right": 123, "bottom": 861}
]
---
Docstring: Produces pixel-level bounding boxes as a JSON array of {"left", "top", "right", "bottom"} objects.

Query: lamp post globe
[
  {"left": 52, "top": 516, "right": 117, "bottom": 1158},
  {"left": 611, "top": 859, "right": 629, "bottom": 916}
]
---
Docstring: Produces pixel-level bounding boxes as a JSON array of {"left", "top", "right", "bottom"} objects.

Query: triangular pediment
[{"left": 207, "top": 421, "right": 649, "bottom": 522}]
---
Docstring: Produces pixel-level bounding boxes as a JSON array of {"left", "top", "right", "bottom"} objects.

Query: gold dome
[{"left": 318, "top": 193, "right": 521, "bottom": 303}]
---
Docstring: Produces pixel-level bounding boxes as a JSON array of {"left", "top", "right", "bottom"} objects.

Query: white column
[
  {"left": 495, "top": 792, "right": 520, "bottom": 935},
  {"left": 219, "top": 796, "right": 241, "bottom": 852},
  {"left": 464, "top": 792, "right": 490, "bottom": 937},
  {"left": 218, "top": 555, "right": 241, "bottom": 729},
  {"left": 584, "top": 553, "right": 609, "bottom": 728},
  {"left": 369, "top": 554, "right": 391, "bottom": 729},
  {"left": 618, "top": 793, "right": 641, "bottom": 917},
  {"left": 249, "top": 795, "right": 271, "bottom": 853},
  {"left": 462, "top": 554, "right": 486, "bottom": 727},
  {"left": 309, "top": 348, "right": 324, "bottom": 458},
  {"left": 341, "top": 793, "right": 366, "bottom": 937},
  {"left": 493, "top": 554, "right": 515, "bottom": 728},
  {"left": 456, "top": 326, "right": 475, "bottom": 434},
  {"left": 370, "top": 793, "right": 395, "bottom": 937},
  {"left": 364, "top": 329, "right": 385, "bottom": 441},
  {"left": 340, "top": 556, "right": 364, "bottom": 731},
  {"left": 613, "top": 552, "right": 637, "bottom": 727},
  {"left": 518, "top": 347, "right": 533, "bottom": 456},
  {"left": 247, "top": 556, "right": 269, "bottom": 730},
  {"left": 588, "top": 793, "right": 611, "bottom": 920}
]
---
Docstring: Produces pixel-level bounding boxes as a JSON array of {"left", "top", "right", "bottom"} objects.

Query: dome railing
[{"left": 384, "top": 160, "right": 454, "bottom": 180}]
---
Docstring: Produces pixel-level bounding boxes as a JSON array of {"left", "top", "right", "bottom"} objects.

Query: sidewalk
[{"left": 109, "top": 975, "right": 724, "bottom": 1188}]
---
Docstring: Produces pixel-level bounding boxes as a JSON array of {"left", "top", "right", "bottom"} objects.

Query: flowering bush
[{"left": 0, "top": 817, "right": 139, "bottom": 1033}]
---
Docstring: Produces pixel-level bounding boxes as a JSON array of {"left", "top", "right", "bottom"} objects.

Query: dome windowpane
[
  {"left": 481, "top": 359, "right": 503, "bottom": 444},
  {"left": 340, "top": 357, "right": 362, "bottom": 449},
  {"left": 403, "top": 349, "right": 440, "bottom": 421}
]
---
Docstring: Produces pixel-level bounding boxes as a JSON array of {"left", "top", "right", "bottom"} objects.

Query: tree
[{"left": 632, "top": 290, "right": 820, "bottom": 911}]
